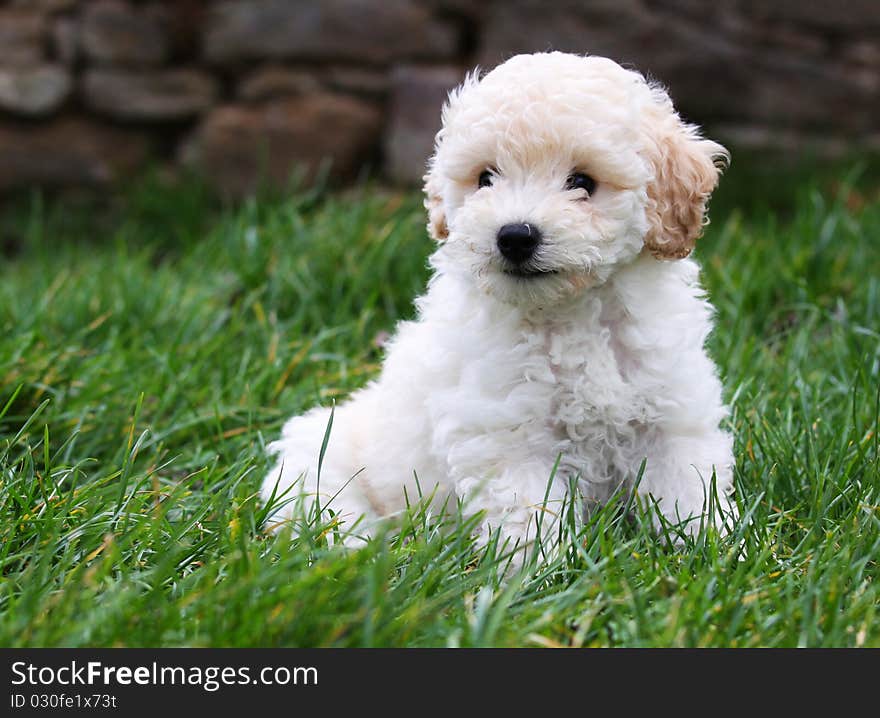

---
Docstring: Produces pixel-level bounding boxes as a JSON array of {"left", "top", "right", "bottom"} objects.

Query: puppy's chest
[{"left": 525, "top": 315, "right": 654, "bottom": 441}]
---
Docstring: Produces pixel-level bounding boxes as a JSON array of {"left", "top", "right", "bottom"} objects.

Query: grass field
[{"left": 1, "top": 160, "right": 879, "bottom": 647}]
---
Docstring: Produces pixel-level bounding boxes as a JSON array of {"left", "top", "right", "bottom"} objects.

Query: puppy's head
[{"left": 424, "top": 52, "right": 728, "bottom": 307}]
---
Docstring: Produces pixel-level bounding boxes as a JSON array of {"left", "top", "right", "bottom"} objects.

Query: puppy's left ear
[
  {"left": 643, "top": 92, "right": 729, "bottom": 260},
  {"left": 423, "top": 162, "right": 448, "bottom": 242}
]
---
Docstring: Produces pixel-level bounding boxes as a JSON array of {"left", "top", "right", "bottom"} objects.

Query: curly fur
[{"left": 262, "top": 52, "right": 736, "bottom": 555}]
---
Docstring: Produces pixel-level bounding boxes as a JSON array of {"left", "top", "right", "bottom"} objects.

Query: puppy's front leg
[
  {"left": 639, "top": 429, "right": 737, "bottom": 537},
  {"left": 453, "top": 460, "right": 573, "bottom": 561}
]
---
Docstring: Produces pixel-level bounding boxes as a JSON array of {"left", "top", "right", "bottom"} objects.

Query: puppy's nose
[{"left": 497, "top": 223, "right": 541, "bottom": 264}]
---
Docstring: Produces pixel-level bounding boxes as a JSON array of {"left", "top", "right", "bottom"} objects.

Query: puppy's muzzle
[{"left": 497, "top": 223, "right": 541, "bottom": 264}]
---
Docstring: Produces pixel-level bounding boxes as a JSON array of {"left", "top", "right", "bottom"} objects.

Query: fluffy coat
[{"left": 262, "top": 52, "right": 736, "bottom": 552}]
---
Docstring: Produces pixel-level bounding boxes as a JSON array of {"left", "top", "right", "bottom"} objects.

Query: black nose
[{"left": 497, "top": 223, "right": 541, "bottom": 264}]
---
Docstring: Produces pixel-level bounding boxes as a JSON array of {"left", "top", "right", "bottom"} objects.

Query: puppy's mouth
[{"left": 501, "top": 265, "right": 560, "bottom": 278}]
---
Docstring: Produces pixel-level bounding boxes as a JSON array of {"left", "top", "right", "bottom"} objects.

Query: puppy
[{"left": 263, "top": 52, "right": 736, "bottom": 555}]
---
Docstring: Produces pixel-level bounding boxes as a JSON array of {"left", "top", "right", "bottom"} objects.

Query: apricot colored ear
[
  {"left": 644, "top": 109, "right": 728, "bottom": 260},
  {"left": 423, "top": 163, "right": 448, "bottom": 242}
]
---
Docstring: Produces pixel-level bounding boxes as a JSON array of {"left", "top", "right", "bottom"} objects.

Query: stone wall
[{"left": 1, "top": 0, "right": 878, "bottom": 196}]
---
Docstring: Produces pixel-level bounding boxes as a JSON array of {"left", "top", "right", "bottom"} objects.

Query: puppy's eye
[
  {"left": 478, "top": 170, "right": 494, "bottom": 188},
  {"left": 565, "top": 172, "right": 597, "bottom": 196}
]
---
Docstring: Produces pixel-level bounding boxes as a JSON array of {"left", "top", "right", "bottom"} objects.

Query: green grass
[{"left": 1, "top": 162, "right": 879, "bottom": 647}]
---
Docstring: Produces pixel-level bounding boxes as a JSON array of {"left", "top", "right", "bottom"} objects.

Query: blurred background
[{"left": 0, "top": 0, "right": 878, "bottom": 198}]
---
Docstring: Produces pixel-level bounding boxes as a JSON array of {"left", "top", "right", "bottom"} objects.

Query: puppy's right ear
[
  {"left": 642, "top": 85, "right": 728, "bottom": 260},
  {"left": 423, "top": 161, "right": 448, "bottom": 242}
]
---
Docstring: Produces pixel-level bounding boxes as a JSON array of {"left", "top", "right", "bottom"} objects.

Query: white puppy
[{"left": 263, "top": 52, "right": 736, "bottom": 554}]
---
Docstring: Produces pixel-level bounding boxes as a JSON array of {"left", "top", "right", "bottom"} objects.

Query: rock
[
  {"left": 237, "top": 66, "right": 322, "bottom": 102},
  {"left": 80, "top": 0, "right": 170, "bottom": 66},
  {"left": 477, "top": 0, "right": 740, "bottom": 95},
  {"left": 0, "top": 117, "right": 148, "bottom": 190},
  {"left": 384, "top": 65, "right": 463, "bottom": 185},
  {"left": 418, "top": 0, "right": 490, "bottom": 23},
  {"left": 741, "top": 55, "right": 876, "bottom": 132},
  {"left": 237, "top": 65, "right": 391, "bottom": 103},
  {"left": 711, "top": 125, "right": 863, "bottom": 159},
  {"left": 324, "top": 67, "right": 390, "bottom": 97},
  {"left": 844, "top": 40, "right": 880, "bottom": 67},
  {"left": 52, "top": 16, "right": 79, "bottom": 65},
  {"left": 10, "top": 0, "right": 77, "bottom": 10},
  {"left": 762, "top": 27, "right": 828, "bottom": 56},
  {"left": 739, "top": 0, "right": 880, "bottom": 31},
  {"left": 0, "top": 65, "right": 72, "bottom": 117},
  {"left": 204, "top": 0, "right": 457, "bottom": 65},
  {"left": 83, "top": 68, "right": 219, "bottom": 121},
  {"left": 184, "top": 94, "right": 383, "bottom": 197},
  {"left": 0, "top": 11, "right": 46, "bottom": 66},
  {"left": 478, "top": 0, "right": 640, "bottom": 67},
  {"left": 475, "top": 0, "right": 857, "bottom": 127}
]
